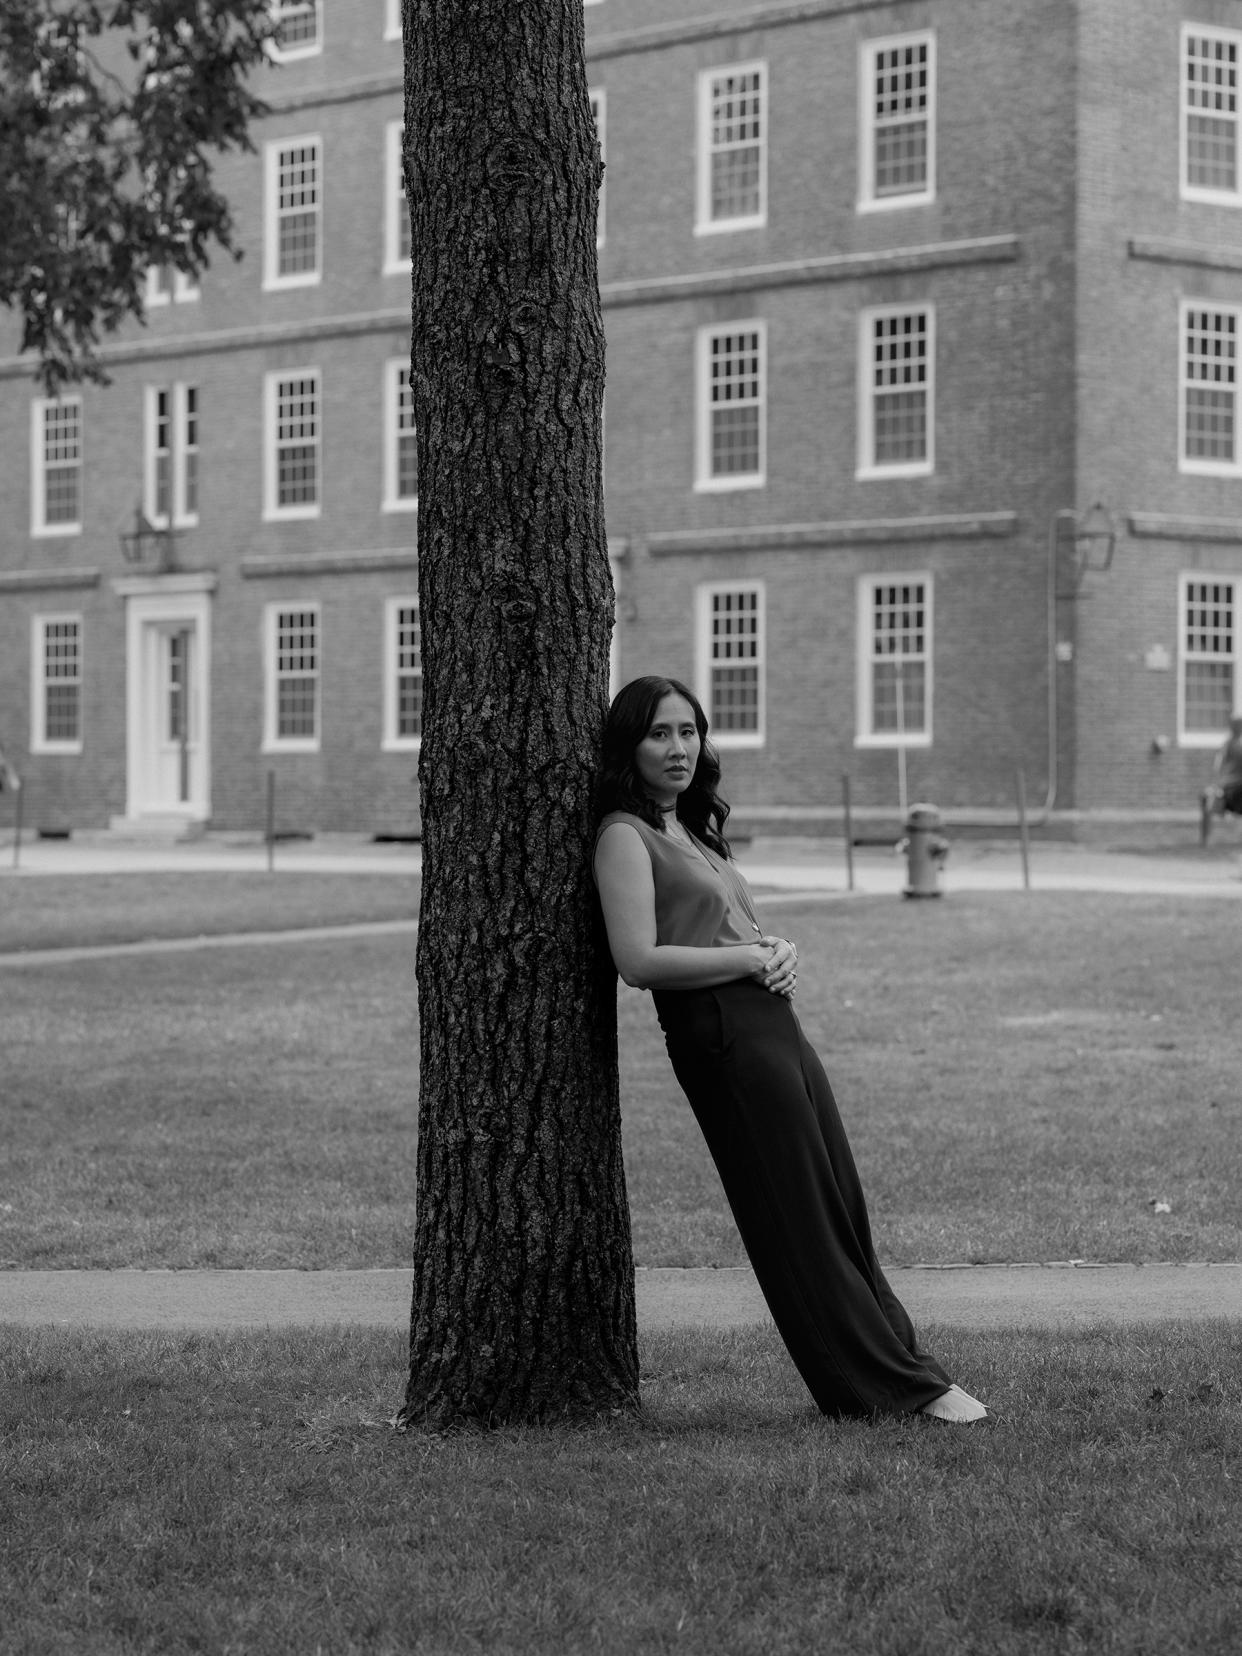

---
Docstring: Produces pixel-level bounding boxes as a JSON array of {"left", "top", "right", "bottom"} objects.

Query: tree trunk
[{"left": 398, "top": 0, "right": 638, "bottom": 1427}]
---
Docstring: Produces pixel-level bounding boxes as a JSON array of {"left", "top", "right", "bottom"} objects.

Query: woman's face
[{"left": 634, "top": 692, "right": 702, "bottom": 809}]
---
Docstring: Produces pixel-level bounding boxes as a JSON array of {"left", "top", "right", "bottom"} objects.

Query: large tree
[
  {"left": 0, "top": 0, "right": 275, "bottom": 395},
  {"left": 397, "top": 0, "right": 637, "bottom": 1428}
]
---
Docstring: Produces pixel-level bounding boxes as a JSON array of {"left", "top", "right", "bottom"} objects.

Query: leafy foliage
[{"left": 0, "top": 0, "right": 277, "bottom": 393}]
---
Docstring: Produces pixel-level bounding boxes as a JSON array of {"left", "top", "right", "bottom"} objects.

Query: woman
[{"left": 594, "top": 676, "right": 988, "bottom": 1423}]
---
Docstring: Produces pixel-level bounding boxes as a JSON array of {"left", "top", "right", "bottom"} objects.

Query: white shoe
[{"left": 920, "top": 1384, "right": 989, "bottom": 1423}]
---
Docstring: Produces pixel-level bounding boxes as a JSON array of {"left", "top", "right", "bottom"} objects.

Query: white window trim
[
  {"left": 857, "top": 30, "right": 936, "bottom": 214},
  {"left": 384, "top": 0, "right": 401, "bottom": 41},
  {"left": 695, "top": 61, "right": 768, "bottom": 235},
  {"left": 383, "top": 594, "right": 422, "bottom": 751},
  {"left": 263, "top": 134, "right": 323, "bottom": 291},
  {"left": 384, "top": 121, "right": 412, "bottom": 276},
  {"left": 145, "top": 266, "right": 199, "bottom": 306},
  {"left": 269, "top": 0, "right": 323, "bottom": 63},
  {"left": 30, "top": 613, "right": 84, "bottom": 756},
  {"left": 263, "top": 368, "right": 322, "bottom": 522},
  {"left": 857, "top": 303, "right": 936, "bottom": 480},
  {"left": 143, "top": 384, "right": 200, "bottom": 530},
  {"left": 695, "top": 581, "right": 766, "bottom": 749},
  {"left": 590, "top": 86, "right": 606, "bottom": 249},
  {"left": 30, "top": 396, "right": 83, "bottom": 538},
  {"left": 1177, "top": 572, "right": 1240, "bottom": 745},
  {"left": 694, "top": 320, "right": 767, "bottom": 492},
  {"left": 383, "top": 357, "right": 418, "bottom": 512},
  {"left": 855, "top": 573, "right": 934, "bottom": 749},
  {"left": 1180, "top": 22, "right": 1242, "bottom": 207},
  {"left": 1179, "top": 299, "right": 1242, "bottom": 476},
  {"left": 263, "top": 602, "right": 322, "bottom": 754}
]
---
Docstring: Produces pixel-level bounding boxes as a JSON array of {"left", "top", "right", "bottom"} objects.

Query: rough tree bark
[{"left": 397, "top": 0, "right": 639, "bottom": 1427}]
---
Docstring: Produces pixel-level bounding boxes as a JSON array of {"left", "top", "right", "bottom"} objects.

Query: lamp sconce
[
  {"left": 1058, "top": 502, "right": 1117, "bottom": 596},
  {"left": 119, "top": 506, "right": 176, "bottom": 572}
]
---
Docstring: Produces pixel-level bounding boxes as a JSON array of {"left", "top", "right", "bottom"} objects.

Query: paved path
[{"left": 3, "top": 1263, "right": 1239, "bottom": 1333}]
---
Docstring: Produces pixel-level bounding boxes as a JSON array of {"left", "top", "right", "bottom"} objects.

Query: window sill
[
  {"left": 855, "top": 733, "right": 932, "bottom": 749},
  {"left": 694, "top": 215, "right": 767, "bottom": 237},
  {"left": 694, "top": 474, "right": 766, "bottom": 493},
  {"left": 30, "top": 523, "right": 82, "bottom": 539},
  {"left": 262, "top": 739, "right": 321, "bottom": 755},
  {"left": 1179, "top": 458, "right": 1242, "bottom": 478},
  {"left": 262, "top": 272, "right": 323, "bottom": 293},
  {"left": 1181, "top": 186, "right": 1242, "bottom": 209},
  {"left": 713, "top": 732, "right": 764, "bottom": 749},
  {"left": 382, "top": 737, "right": 421, "bottom": 753},
  {"left": 856, "top": 461, "right": 934, "bottom": 481},
  {"left": 30, "top": 741, "right": 83, "bottom": 757},
  {"left": 381, "top": 498, "right": 419, "bottom": 514},
  {"left": 263, "top": 505, "right": 321, "bottom": 523},
  {"left": 856, "top": 191, "right": 935, "bottom": 215}
]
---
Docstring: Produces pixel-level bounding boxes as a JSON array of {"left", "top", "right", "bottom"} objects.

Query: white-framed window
[
  {"left": 696, "top": 583, "right": 765, "bottom": 746},
  {"left": 696, "top": 62, "right": 766, "bottom": 233},
  {"left": 385, "top": 121, "right": 412, "bottom": 274},
  {"left": 1181, "top": 303, "right": 1241, "bottom": 473},
  {"left": 695, "top": 322, "right": 766, "bottom": 490},
  {"left": 30, "top": 396, "right": 82, "bottom": 536},
  {"left": 264, "top": 136, "right": 322, "bottom": 289},
  {"left": 146, "top": 265, "right": 199, "bottom": 305},
  {"left": 383, "top": 358, "right": 418, "bottom": 510},
  {"left": 30, "top": 615, "right": 84, "bottom": 755},
  {"left": 858, "top": 305, "right": 935, "bottom": 478},
  {"left": 264, "top": 604, "right": 321, "bottom": 751},
  {"left": 589, "top": 87, "right": 606, "bottom": 248},
  {"left": 264, "top": 369, "right": 321, "bottom": 520},
  {"left": 384, "top": 0, "right": 401, "bottom": 40},
  {"left": 144, "top": 384, "right": 199, "bottom": 528},
  {"left": 858, "top": 31, "right": 935, "bottom": 211},
  {"left": 856, "top": 575, "right": 933, "bottom": 747},
  {"left": 270, "top": 0, "right": 322, "bottom": 61},
  {"left": 383, "top": 595, "right": 422, "bottom": 749},
  {"left": 1182, "top": 24, "right": 1242, "bottom": 204},
  {"left": 1180, "top": 576, "right": 1238, "bottom": 743}
]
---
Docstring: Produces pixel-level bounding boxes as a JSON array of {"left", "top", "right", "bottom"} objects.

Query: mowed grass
[
  {"left": 1, "top": 889, "right": 1239, "bottom": 1268},
  {"left": 4, "top": 1322, "right": 1241, "bottom": 1656},
  {"left": 0, "top": 871, "right": 418, "bottom": 952}
]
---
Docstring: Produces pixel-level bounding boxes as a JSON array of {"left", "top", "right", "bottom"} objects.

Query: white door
[{"left": 120, "top": 581, "right": 214, "bottom": 824}]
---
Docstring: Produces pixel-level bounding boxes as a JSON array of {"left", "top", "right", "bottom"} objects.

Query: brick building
[{"left": 2, "top": 0, "right": 1241, "bottom": 836}]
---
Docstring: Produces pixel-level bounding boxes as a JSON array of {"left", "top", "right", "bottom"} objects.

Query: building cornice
[
  {"left": 0, "top": 567, "right": 102, "bottom": 592},
  {"left": 240, "top": 548, "right": 417, "bottom": 578},
  {"left": 645, "top": 512, "right": 1019, "bottom": 555},
  {"left": 265, "top": 71, "right": 402, "bottom": 116},
  {"left": 602, "top": 237, "right": 1018, "bottom": 308},
  {"left": 1128, "top": 236, "right": 1242, "bottom": 274},
  {"left": 588, "top": 0, "right": 899, "bottom": 61},
  {"left": 1128, "top": 512, "right": 1242, "bottom": 543}
]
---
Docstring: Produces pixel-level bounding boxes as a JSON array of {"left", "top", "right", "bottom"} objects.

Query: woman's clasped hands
[{"left": 756, "top": 934, "right": 798, "bottom": 998}]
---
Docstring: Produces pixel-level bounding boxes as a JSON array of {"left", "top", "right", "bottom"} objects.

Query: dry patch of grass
[{"left": 4, "top": 1321, "right": 1241, "bottom": 1655}]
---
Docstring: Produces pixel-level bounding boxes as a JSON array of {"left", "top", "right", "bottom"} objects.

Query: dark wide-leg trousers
[{"left": 655, "top": 981, "right": 951, "bottom": 1418}]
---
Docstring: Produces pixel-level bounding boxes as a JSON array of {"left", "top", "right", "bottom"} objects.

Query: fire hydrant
[{"left": 897, "top": 802, "right": 949, "bottom": 899}]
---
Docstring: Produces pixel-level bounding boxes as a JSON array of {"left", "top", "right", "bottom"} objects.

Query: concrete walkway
[{"left": 3, "top": 1263, "right": 1240, "bottom": 1333}]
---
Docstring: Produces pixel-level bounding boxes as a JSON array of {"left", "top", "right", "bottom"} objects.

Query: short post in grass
[
  {"left": 265, "top": 769, "right": 275, "bottom": 873},
  {"left": 11, "top": 776, "right": 23, "bottom": 871},
  {"left": 1016, "top": 767, "right": 1031, "bottom": 891},
  {"left": 842, "top": 772, "right": 855, "bottom": 892}
]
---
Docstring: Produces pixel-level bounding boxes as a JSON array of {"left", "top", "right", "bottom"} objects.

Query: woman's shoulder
[{"left": 595, "top": 810, "right": 656, "bottom": 847}]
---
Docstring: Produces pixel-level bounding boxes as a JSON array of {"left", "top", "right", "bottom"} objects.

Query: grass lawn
[
  {"left": 4, "top": 1321, "right": 1241, "bottom": 1655},
  {"left": 1, "top": 890, "right": 1239, "bottom": 1269},
  {"left": 0, "top": 872, "right": 418, "bottom": 953}
]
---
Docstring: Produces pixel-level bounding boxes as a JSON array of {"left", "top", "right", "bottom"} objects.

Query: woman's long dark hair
[{"left": 596, "top": 676, "right": 732, "bottom": 857}]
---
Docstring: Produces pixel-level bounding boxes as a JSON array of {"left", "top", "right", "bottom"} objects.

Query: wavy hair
[{"left": 595, "top": 675, "right": 732, "bottom": 857}]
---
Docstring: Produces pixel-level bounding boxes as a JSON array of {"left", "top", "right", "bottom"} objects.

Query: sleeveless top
[{"left": 594, "top": 810, "right": 764, "bottom": 948}]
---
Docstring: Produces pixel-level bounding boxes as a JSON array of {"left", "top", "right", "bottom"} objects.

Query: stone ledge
[
  {"left": 646, "top": 512, "right": 1019, "bottom": 556},
  {"left": 1128, "top": 512, "right": 1242, "bottom": 543},
  {"left": 240, "top": 548, "right": 417, "bottom": 579},
  {"left": 0, "top": 567, "right": 102, "bottom": 592}
]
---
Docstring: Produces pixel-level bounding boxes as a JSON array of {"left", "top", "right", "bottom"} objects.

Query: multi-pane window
[
  {"left": 859, "top": 307, "right": 934, "bottom": 477},
  {"left": 265, "top": 137, "right": 322, "bottom": 287},
  {"left": 146, "top": 264, "right": 199, "bottom": 305},
  {"left": 265, "top": 370, "right": 321, "bottom": 518},
  {"left": 31, "top": 397, "right": 82, "bottom": 534},
  {"left": 858, "top": 577, "right": 932, "bottom": 744},
  {"left": 1181, "top": 578, "right": 1238, "bottom": 739},
  {"left": 271, "top": 0, "right": 322, "bottom": 59},
  {"left": 590, "top": 88, "right": 606, "bottom": 248},
  {"left": 697, "top": 323, "right": 765, "bottom": 488},
  {"left": 1183, "top": 26, "right": 1241, "bottom": 202},
  {"left": 384, "top": 596, "right": 423, "bottom": 748},
  {"left": 266, "top": 606, "right": 320, "bottom": 748},
  {"left": 31, "top": 616, "right": 83, "bottom": 753},
  {"left": 697, "top": 64, "right": 766, "bottom": 231},
  {"left": 699, "top": 584, "right": 764, "bottom": 743},
  {"left": 1182, "top": 305, "right": 1240, "bottom": 471},
  {"left": 385, "top": 122, "right": 412, "bottom": 272},
  {"left": 145, "top": 384, "right": 199, "bottom": 527},
  {"left": 860, "top": 33, "right": 935, "bottom": 209},
  {"left": 384, "top": 359, "right": 418, "bottom": 509}
]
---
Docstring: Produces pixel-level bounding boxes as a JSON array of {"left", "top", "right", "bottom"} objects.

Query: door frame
[{"left": 115, "top": 573, "right": 216, "bottom": 824}]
